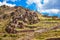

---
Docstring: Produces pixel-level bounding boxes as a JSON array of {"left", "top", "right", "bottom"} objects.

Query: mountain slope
[{"left": 0, "top": 5, "right": 60, "bottom": 40}]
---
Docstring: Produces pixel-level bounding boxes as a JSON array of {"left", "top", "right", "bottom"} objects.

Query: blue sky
[{"left": 0, "top": 0, "right": 60, "bottom": 17}]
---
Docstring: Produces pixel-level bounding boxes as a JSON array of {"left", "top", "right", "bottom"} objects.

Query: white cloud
[
  {"left": 41, "top": 9, "right": 60, "bottom": 14},
  {"left": 26, "top": 0, "right": 49, "bottom": 12},
  {"left": 0, "top": 2, "right": 3, "bottom": 6},
  {"left": 4, "top": 0, "right": 21, "bottom": 2},
  {"left": 44, "top": 0, "right": 49, "bottom": 4},
  {"left": 26, "top": 0, "right": 60, "bottom": 16},
  {"left": 0, "top": 1, "right": 16, "bottom": 7},
  {"left": 0, "top": 0, "right": 21, "bottom": 7},
  {"left": 26, "top": 0, "right": 41, "bottom": 5}
]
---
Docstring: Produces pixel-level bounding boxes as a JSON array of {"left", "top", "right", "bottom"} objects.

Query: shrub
[
  {"left": 3, "top": 34, "right": 7, "bottom": 37},
  {"left": 10, "top": 34, "right": 17, "bottom": 37},
  {"left": 0, "top": 38, "right": 2, "bottom": 40}
]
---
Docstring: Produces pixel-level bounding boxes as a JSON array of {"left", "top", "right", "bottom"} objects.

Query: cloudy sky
[{"left": 0, "top": 0, "right": 60, "bottom": 17}]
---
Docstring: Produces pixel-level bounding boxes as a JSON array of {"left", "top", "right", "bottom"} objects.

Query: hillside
[{"left": 0, "top": 5, "right": 60, "bottom": 40}]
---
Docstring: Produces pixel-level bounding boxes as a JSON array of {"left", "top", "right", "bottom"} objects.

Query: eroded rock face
[
  {"left": 10, "top": 7, "right": 40, "bottom": 24},
  {"left": 5, "top": 26, "right": 13, "bottom": 33},
  {"left": 46, "top": 38, "right": 60, "bottom": 40},
  {"left": 17, "top": 22, "right": 24, "bottom": 28},
  {"left": 18, "top": 11, "right": 40, "bottom": 24},
  {"left": 5, "top": 17, "right": 25, "bottom": 33},
  {"left": 0, "top": 5, "right": 40, "bottom": 24},
  {"left": 5, "top": 26, "right": 17, "bottom": 34},
  {"left": 2, "top": 5, "right": 40, "bottom": 33}
]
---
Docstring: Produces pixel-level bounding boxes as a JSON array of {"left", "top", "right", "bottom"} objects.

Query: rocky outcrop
[
  {"left": 0, "top": 5, "right": 40, "bottom": 33},
  {"left": 0, "top": 5, "right": 40, "bottom": 24}
]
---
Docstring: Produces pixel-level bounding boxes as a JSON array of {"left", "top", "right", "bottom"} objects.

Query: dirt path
[{"left": 35, "top": 24, "right": 60, "bottom": 33}]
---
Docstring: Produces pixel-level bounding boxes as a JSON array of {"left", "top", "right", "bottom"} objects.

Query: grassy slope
[
  {"left": 24, "top": 13, "right": 60, "bottom": 40},
  {"left": 33, "top": 14, "right": 60, "bottom": 40},
  {"left": 0, "top": 11, "right": 60, "bottom": 40}
]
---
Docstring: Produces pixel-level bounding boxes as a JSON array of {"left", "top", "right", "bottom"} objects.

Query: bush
[
  {"left": 0, "top": 38, "right": 2, "bottom": 40},
  {"left": 2, "top": 14, "right": 8, "bottom": 19},
  {"left": 10, "top": 34, "right": 17, "bottom": 37},
  {"left": 3, "top": 34, "right": 7, "bottom": 37}
]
